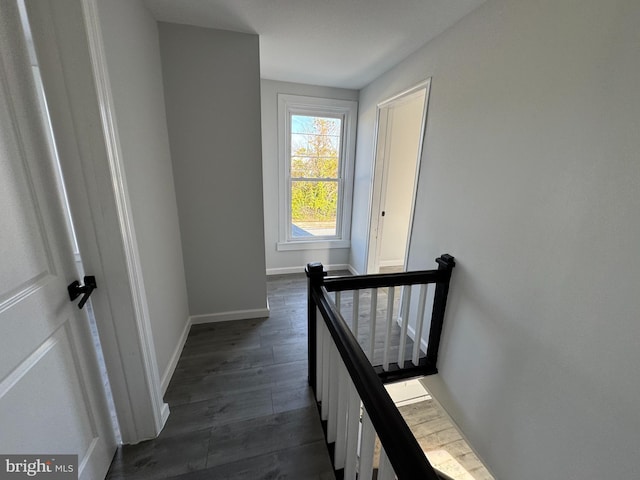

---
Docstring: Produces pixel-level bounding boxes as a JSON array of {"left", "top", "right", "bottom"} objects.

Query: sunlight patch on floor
[
  {"left": 385, "top": 378, "right": 430, "bottom": 407},
  {"left": 425, "top": 450, "right": 475, "bottom": 480},
  {"left": 387, "top": 379, "right": 494, "bottom": 479}
]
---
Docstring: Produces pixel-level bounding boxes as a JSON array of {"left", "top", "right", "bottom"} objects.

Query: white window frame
[{"left": 277, "top": 94, "right": 357, "bottom": 251}]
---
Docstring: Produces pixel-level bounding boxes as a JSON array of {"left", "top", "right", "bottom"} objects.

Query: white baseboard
[
  {"left": 399, "top": 315, "right": 429, "bottom": 353},
  {"left": 160, "top": 317, "right": 191, "bottom": 394},
  {"left": 266, "top": 266, "right": 307, "bottom": 275},
  {"left": 347, "top": 264, "right": 359, "bottom": 275},
  {"left": 189, "top": 307, "right": 270, "bottom": 324},
  {"left": 266, "top": 263, "right": 350, "bottom": 276},
  {"left": 160, "top": 402, "right": 170, "bottom": 429}
]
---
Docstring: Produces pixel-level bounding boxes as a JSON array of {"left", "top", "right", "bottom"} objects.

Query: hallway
[{"left": 106, "top": 273, "right": 336, "bottom": 479}]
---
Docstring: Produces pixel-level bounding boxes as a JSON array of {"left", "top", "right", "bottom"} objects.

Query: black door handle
[{"left": 68, "top": 275, "right": 97, "bottom": 309}]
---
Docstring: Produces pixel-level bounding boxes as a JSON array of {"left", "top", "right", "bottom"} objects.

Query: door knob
[{"left": 68, "top": 275, "right": 97, "bottom": 309}]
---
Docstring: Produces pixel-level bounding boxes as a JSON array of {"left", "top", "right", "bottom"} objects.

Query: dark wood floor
[{"left": 106, "top": 272, "right": 336, "bottom": 480}]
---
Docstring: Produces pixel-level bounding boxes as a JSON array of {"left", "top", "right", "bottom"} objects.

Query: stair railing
[{"left": 306, "top": 254, "right": 455, "bottom": 480}]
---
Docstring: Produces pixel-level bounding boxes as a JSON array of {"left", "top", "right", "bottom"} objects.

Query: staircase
[{"left": 307, "top": 255, "right": 455, "bottom": 480}]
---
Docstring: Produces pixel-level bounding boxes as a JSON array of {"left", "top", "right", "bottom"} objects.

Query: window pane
[
  {"left": 290, "top": 115, "right": 341, "bottom": 179},
  {"left": 291, "top": 153, "right": 338, "bottom": 179},
  {"left": 291, "top": 115, "right": 341, "bottom": 135},
  {"left": 291, "top": 180, "right": 338, "bottom": 237}
]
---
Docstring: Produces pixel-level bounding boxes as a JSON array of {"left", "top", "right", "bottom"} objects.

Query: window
[{"left": 277, "top": 95, "right": 357, "bottom": 250}]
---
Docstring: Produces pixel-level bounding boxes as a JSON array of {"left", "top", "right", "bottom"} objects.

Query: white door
[
  {"left": 367, "top": 82, "right": 430, "bottom": 274},
  {"left": 0, "top": 3, "right": 116, "bottom": 479}
]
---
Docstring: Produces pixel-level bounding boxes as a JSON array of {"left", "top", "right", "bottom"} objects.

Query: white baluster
[
  {"left": 368, "top": 288, "right": 378, "bottom": 360},
  {"left": 316, "top": 310, "right": 323, "bottom": 402},
  {"left": 359, "top": 408, "right": 376, "bottom": 479},
  {"left": 352, "top": 290, "right": 360, "bottom": 339},
  {"left": 334, "top": 361, "right": 348, "bottom": 469},
  {"left": 321, "top": 321, "right": 330, "bottom": 420},
  {"left": 397, "top": 285, "right": 412, "bottom": 367},
  {"left": 327, "top": 342, "right": 339, "bottom": 443},
  {"left": 382, "top": 286, "right": 396, "bottom": 370},
  {"left": 377, "top": 447, "right": 396, "bottom": 480},
  {"left": 344, "top": 379, "right": 361, "bottom": 480},
  {"left": 412, "top": 284, "right": 428, "bottom": 365}
]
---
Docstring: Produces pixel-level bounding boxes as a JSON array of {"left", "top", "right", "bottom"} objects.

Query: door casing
[{"left": 366, "top": 79, "right": 431, "bottom": 274}]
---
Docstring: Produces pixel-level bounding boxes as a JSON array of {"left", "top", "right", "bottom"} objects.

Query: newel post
[
  {"left": 306, "top": 262, "right": 326, "bottom": 392},
  {"left": 426, "top": 254, "right": 456, "bottom": 367}
]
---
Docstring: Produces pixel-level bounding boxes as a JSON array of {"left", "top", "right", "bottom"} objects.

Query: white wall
[
  {"left": 354, "top": 0, "right": 640, "bottom": 478},
  {"left": 160, "top": 23, "right": 268, "bottom": 318},
  {"left": 96, "top": 0, "right": 189, "bottom": 390},
  {"left": 260, "top": 80, "right": 359, "bottom": 274}
]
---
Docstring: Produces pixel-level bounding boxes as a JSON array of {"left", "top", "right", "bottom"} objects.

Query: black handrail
[
  {"left": 309, "top": 254, "right": 455, "bottom": 384},
  {"left": 306, "top": 254, "right": 455, "bottom": 480},
  {"left": 322, "top": 268, "right": 448, "bottom": 292},
  {"left": 311, "top": 280, "right": 439, "bottom": 479}
]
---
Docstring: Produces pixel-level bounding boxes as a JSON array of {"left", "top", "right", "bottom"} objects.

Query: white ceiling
[{"left": 143, "top": 0, "right": 486, "bottom": 90}]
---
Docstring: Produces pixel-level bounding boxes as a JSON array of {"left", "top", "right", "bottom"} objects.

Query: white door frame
[
  {"left": 24, "top": 0, "right": 168, "bottom": 443},
  {"left": 365, "top": 79, "right": 432, "bottom": 274}
]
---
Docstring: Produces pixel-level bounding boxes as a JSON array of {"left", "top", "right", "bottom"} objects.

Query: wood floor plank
[
  {"left": 272, "top": 384, "right": 316, "bottom": 413},
  {"left": 398, "top": 399, "right": 494, "bottom": 479},
  {"left": 161, "top": 388, "right": 275, "bottom": 437},
  {"left": 172, "top": 345, "right": 275, "bottom": 378},
  {"left": 106, "top": 429, "right": 210, "bottom": 480},
  {"left": 206, "top": 406, "right": 325, "bottom": 467},
  {"left": 273, "top": 342, "right": 307, "bottom": 364},
  {"left": 167, "top": 441, "right": 335, "bottom": 480}
]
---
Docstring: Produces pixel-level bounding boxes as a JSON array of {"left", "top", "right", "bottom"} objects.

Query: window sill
[{"left": 276, "top": 239, "right": 350, "bottom": 251}]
